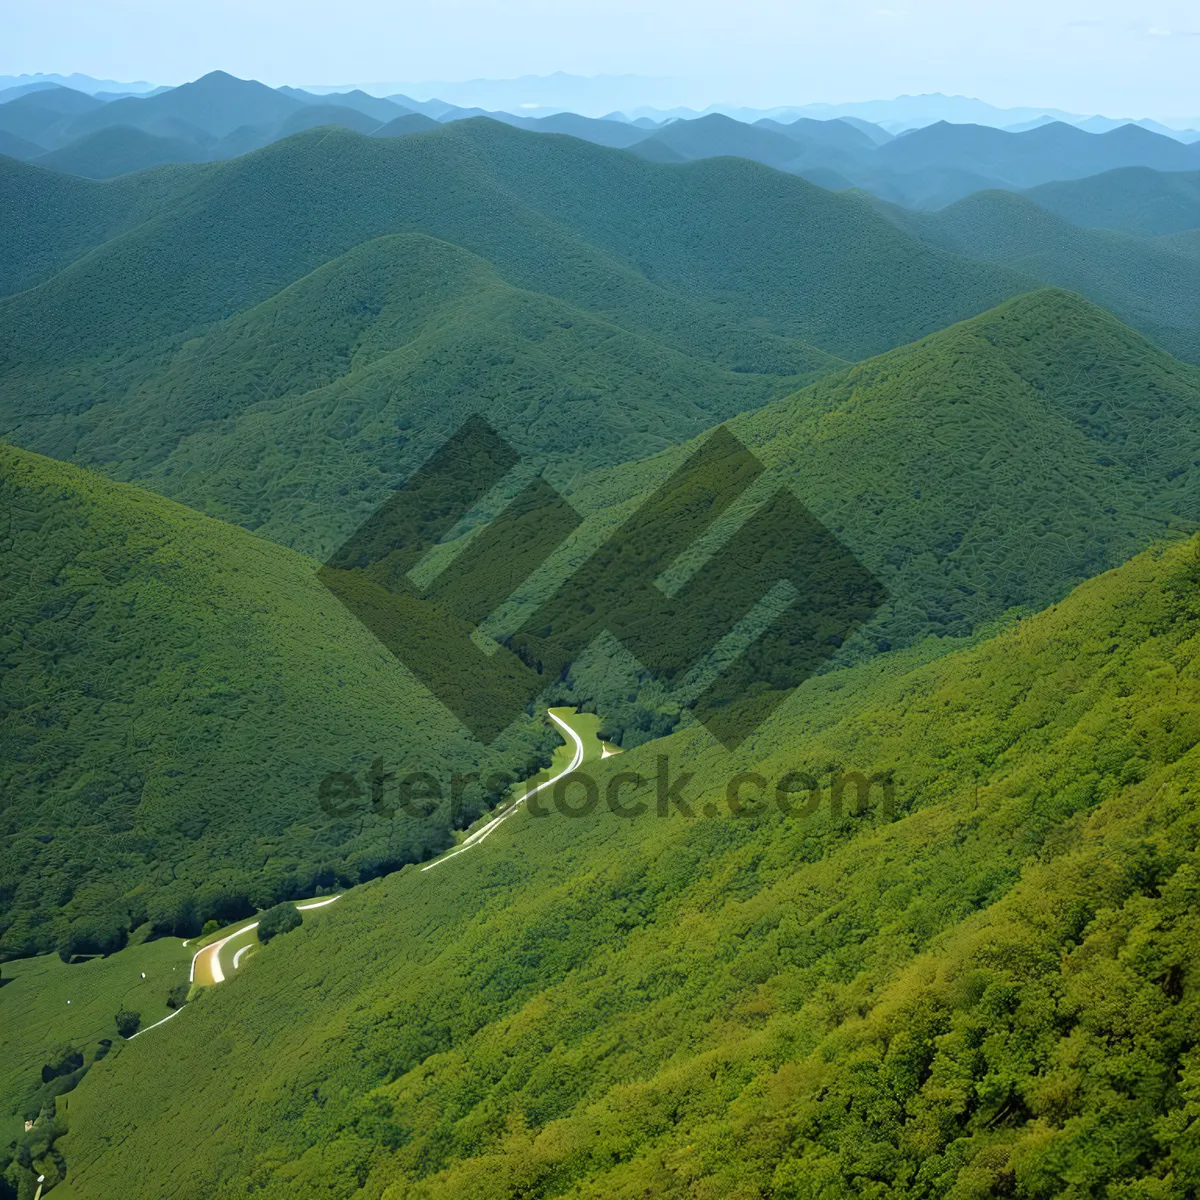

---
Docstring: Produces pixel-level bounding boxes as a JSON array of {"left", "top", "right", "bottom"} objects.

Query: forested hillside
[
  {"left": 870, "top": 188, "right": 1200, "bottom": 363},
  {"left": 4, "top": 57, "right": 1200, "bottom": 1200},
  {"left": 1024, "top": 166, "right": 1200, "bottom": 235},
  {"left": 0, "top": 443, "right": 552, "bottom": 961},
  {"left": 505, "top": 289, "right": 1200, "bottom": 745},
  {"left": 3, "top": 119, "right": 1198, "bottom": 567},
  {"left": 1, "top": 229, "right": 834, "bottom": 555},
  {"left": 49, "top": 523, "right": 1200, "bottom": 1199}
]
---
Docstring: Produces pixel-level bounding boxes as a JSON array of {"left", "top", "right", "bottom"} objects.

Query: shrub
[
  {"left": 114, "top": 1009, "right": 141, "bottom": 1039},
  {"left": 256, "top": 904, "right": 302, "bottom": 943}
]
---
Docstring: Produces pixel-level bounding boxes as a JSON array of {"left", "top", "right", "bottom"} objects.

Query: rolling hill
[
  {"left": 373, "top": 112, "right": 441, "bottom": 138},
  {"left": 42, "top": 501, "right": 1200, "bottom": 1200},
  {"left": 31, "top": 125, "right": 204, "bottom": 178},
  {"left": 1024, "top": 166, "right": 1200, "bottom": 236},
  {"left": 0, "top": 115, "right": 1032, "bottom": 369},
  {"left": 0, "top": 152, "right": 206, "bottom": 298},
  {"left": 0, "top": 129, "right": 43, "bottom": 160},
  {"left": 15, "top": 74, "right": 1200, "bottom": 220},
  {"left": 0, "top": 86, "right": 103, "bottom": 146},
  {"left": 3, "top": 121, "right": 1198, "bottom": 569},
  {"left": 5, "top": 74, "right": 1200, "bottom": 1200},
  {"left": 271, "top": 103, "right": 384, "bottom": 138},
  {"left": 0, "top": 119, "right": 1048, "bottom": 527},
  {"left": 626, "top": 113, "right": 1200, "bottom": 210},
  {"left": 513, "top": 289, "right": 1200, "bottom": 745},
  {"left": 0, "top": 230, "right": 834, "bottom": 554},
  {"left": 57, "top": 70, "right": 302, "bottom": 143},
  {"left": 0, "top": 441, "right": 554, "bottom": 963},
  {"left": 875, "top": 119, "right": 1200, "bottom": 187},
  {"left": 629, "top": 112, "right": 811, "bottom": 170},
  {"left": 278, "top": 86, "right": 410, "bottom": 123},
  {"left": 874, "top": 187, "right": 1200, "bottom": 363}
]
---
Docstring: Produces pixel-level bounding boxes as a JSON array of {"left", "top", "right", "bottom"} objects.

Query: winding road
[
  {"left": 422, "top": 707, "right": 592, "bottom": 871},
  {"left": 188, "top": 895, "right": 342, "bottom": 986},
  {"left": 128, "top": 708, "right": 614, "bottom": 1041}
]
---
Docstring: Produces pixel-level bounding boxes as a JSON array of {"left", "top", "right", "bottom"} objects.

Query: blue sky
[{"left": 5, "top": 0, "right": 1199, "bottom": 116}]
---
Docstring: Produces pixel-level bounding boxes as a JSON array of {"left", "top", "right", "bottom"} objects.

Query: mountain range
[
  {"left": 4, "top": 61, "right": 1200, "bottom": 1200},
  {"left": 4, "top": 72, "right": 1200, "bottom": 218},
  {"left": 14, "top": 296, "right": 1200, "bottom": 1196}
]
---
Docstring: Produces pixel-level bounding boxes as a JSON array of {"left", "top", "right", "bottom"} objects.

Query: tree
[
  {"left": 257, "top": 903, "right": 302, "bottom": 943},
  {"left": 166, "top": 983, "right": 189, "bottom": 1010},
  {"left": 41, "top": 1046, "right": 83, "bottom": 1084},
  {"left": 114, "top": 1009, "right": 141, "bottom": 1039}
]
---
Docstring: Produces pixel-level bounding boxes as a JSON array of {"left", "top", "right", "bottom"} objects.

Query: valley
[{"left": 3, "top": 50, "right": 1200, "bottom": 1200}]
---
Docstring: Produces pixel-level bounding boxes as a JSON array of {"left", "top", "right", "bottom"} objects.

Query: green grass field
[{"left": 0, "top": 934, "right": 192, "bottom": 1139}]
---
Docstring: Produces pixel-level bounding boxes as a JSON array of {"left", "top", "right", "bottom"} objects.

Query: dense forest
[
  {"left": 3, "top": 74, "right": 1200, "bottom": 1199},
  {"left": 45, "top": 528, "right": 1200, "bottom": 1199},
  {"left": 0, "top": 444, "right": 555, "bottom": 961}
]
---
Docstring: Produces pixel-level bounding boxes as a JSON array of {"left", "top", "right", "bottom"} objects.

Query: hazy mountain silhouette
[{"left": 1025, "top": 167, "right": 1200, "bottom": 236}]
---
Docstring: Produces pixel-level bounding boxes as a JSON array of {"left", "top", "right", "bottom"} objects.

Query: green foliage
[
  {"left": 113, "top": 1009, "right": 140, "bottom": 1039},
  {"left": 32, "top": 125, "right": 205, "bottom": 180},
  {"left": 883, "top": 188, "right": 1200, "bottom": 363},
  {"left": 48, "top": 532, "right": 1200, "bottom": 1198},
  {"left": 1025, "top": 167, "right": 1200, "bottom": 236},
  {"left": 0, "top": 442, "right": 550, "bottom": 958},
  {"left": 0, "top": 934, "right": 189, "bottom": 1143},
  {"left": 520, "top": 288, "right": 1200, "bottom": 744},
  {"left": 5, "top": 104, "right": 1200, "bottom": 1199},
  {"left": 39, "top": 1048, "right": 82, "bottom": 1086},
  {"left": 255, "top": 904, "right": 302, "bottom": 943}
]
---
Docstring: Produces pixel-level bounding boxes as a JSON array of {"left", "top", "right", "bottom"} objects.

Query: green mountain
[
  {"left": 0, "top": 153, "right": 201, "bottom": 299},
  {"left": 2, "top": 118, "right": 1063, "bottom": 558},
  {"left": 3, "top": 230, "right": 830, "bottom": 554},
  {"left": 0, "top": 86, "right": 103, "bottom": 146},
  {"left": 6, "top": 91, "right": 1200, "bottom": 1200},
  {"left": 278, "top": 86, "right": 411, "bottom": 123},
  {"left": 878, "top": 188, "right": 1200, "bottom": 362},
  {"left": 630, "top": 112, "right": 810, "bottom": 169},
  {"left": 372, "top": 112, "right": 441, "bottom": 138},
  {"left": 624, "top": 114, "right": 1200, "bottom": 211},
  {"left": 0, "top": 442, "right": 552, "bottom": 961},
  {"left": 875, "top": 119, "right": 1200, "bottom": 187},
  {"left": 58, "top": 70, "right": 302, "bottom": 143},
  {"left": 43, "top": 508, "right": 1200, "bottom": 1200},
  {"left": 0, "top": 130, "right": 43, "bottom": 160},
  {"left": 272, "top": 103, "right": 384, "bottom": 138},
  {"left": 525, "top": 289, "right": 1200, "bottom": 745},
  {"left": 1025, "top": 166, "right": 1200, "bottom": 236},
  {"left": 31, "top": 125, "right": 204, "bottom": 178},
  {"left": 4, "top": 122, "right": 1198, "bottom": 564},
  {"left": 756, "top": 115, "right": 880, "bottom": 154},
  {"left": 0, "top": 118, "right": 1026, "bottom": 368},
  {"left": 510, "top": 111, "right": 651, "bottom": 148}
]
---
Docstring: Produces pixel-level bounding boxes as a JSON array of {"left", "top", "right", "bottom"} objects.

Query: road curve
[
  {"left": 138, "top": 711, "right": 603, "bottom": 1037},
  {"left": 422, "top": 709, "right": 587, "bottom": 871},
  {"left": 189, "top": 895, "right": 343, "bottom": 985}
]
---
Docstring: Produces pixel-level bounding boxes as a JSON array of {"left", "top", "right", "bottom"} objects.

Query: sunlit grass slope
[{"left": 51, "top": 524, "right": 1200, "bottom": 1199}]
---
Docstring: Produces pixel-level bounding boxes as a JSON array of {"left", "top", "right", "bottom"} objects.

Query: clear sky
[{"left": 5, "top": 0, "right": 1199, "bottom": 117}]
